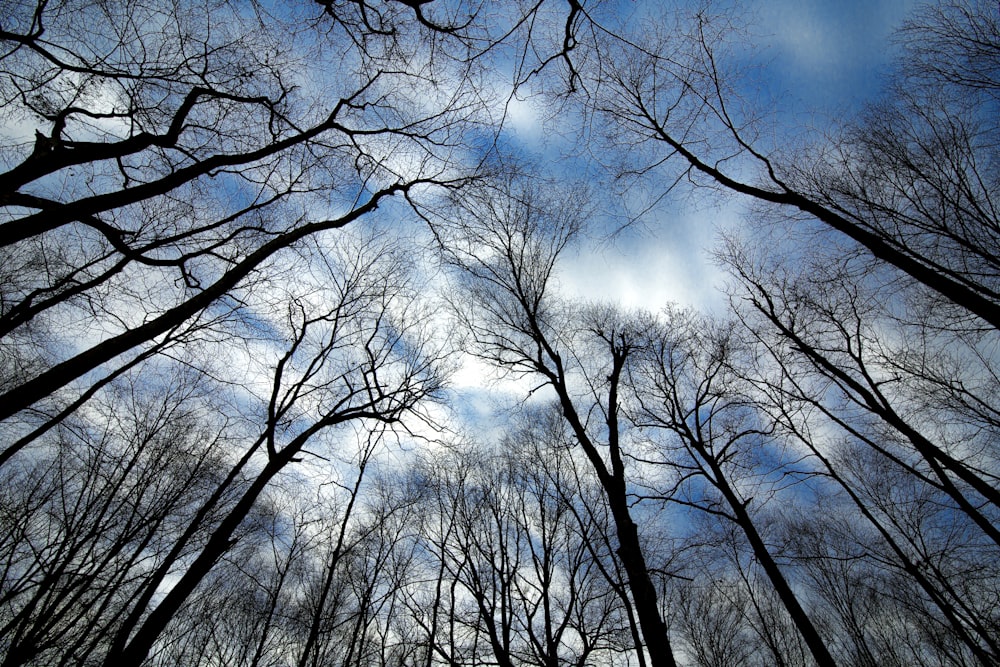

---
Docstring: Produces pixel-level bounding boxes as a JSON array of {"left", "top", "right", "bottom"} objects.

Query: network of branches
[{"left": 0, "top": 0, "right": 997, "bottom": 665}]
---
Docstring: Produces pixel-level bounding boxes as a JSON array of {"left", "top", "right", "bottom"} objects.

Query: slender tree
[
  {"left": 429, "top": 171, "right": 682, "bottom": 667},
  {"left": 629, "top": 308, "right": 837, "bottom": 667}
]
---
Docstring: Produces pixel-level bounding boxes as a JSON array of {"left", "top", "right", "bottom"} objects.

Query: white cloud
[
  {"left": 558, "top": 206, "right": 735, "bottom": 314},
  {"left": 766, "top": 2, "right": 844, "bottom": 76},
  {"left": 503, "top": 89, "right": 545, "bottom": 143}
]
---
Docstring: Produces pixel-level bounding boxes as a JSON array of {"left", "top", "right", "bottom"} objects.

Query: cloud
[
  {"left": 502, "top": 90, "right": 546, "bottom": 143},
  {"left": 558, "top": 206, "right": 735, "bottom": 314}
]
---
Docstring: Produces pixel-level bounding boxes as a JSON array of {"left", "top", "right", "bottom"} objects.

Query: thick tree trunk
[{"left": 609, "top": 508, "right": 678, "bottom": 667}]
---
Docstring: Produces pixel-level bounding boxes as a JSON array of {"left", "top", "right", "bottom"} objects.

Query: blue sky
[
  {"left": 749, "top": 0, "right": 917, "bottom": 112},
  {"left": 453, "top": 0, "right": 925, "bottom": 402},
  {"left": 555, "top": 0, "right": 920, "bottom": 312}
]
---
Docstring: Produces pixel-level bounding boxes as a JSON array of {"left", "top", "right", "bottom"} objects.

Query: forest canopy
[{"left": 0, "top": 1, "right": 998, "bottom": 665}]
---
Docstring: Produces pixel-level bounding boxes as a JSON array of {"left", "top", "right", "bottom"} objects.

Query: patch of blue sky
[
  {"left": 563, "top": 1, "right": 919, "bottom": 315},
  {"left": 728, "top": 0, "right": 918, "bottom": 126},
  {"left": 573, "top": 0, "right": 914, "bottom": 119},
  {"left": 210, "top": 292, "right": 288, "bottom": 344},
  {"left": 447, "top": 384, "right": 517, "bottom": 442}
]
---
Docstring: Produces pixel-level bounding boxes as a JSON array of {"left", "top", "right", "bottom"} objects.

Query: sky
[
  {"left": 450, "top": 0, "right": 921, "bottom": 405},
  {"left": 751, "top": 0, "right": 917, "bottom": 111},
  {"left": 0, "top": 0, "right": 926, "bottom": 442},
  {"left": 510, "top": 0, "right": 917, "bottom": 310}
]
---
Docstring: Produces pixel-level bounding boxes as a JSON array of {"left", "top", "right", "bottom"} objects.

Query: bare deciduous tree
[
  {"left": 629, "top": 308, "right": 837, "bottom": 666},
  {"left": 428, "top": 171, "right": 683, "bottom": 667}
]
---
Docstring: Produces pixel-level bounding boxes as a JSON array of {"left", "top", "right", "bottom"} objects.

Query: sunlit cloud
[{"left": 559, "top": 205, "right": 736, "bottom": 314}]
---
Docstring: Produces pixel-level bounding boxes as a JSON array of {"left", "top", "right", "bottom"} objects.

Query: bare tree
[
  {"left": 628, "top": 307, "right": 837, "bottom": 667},
  {"left": 719, "top": 234, "right": 1000, "bottom": 665},
  {"left": 426, "top": 170, "right": 683, "bottom": 667},
  {"left": 104, "top": 230, "right": 447, "bottom": 665},
  {"left": 0, "top": 225, "right": 448, "bottom": 666},
  {"left": 404, "top": 412, "right": 640, "bottom": 667},
  {"left": 0, "top": 367, "right": 231, "bottom": 666},
  {"left": 0, "top": 0, "right": 486, "bottom": 446},
  {"left": 572, "top": 1, "right": 1000, "bottom": 330}
]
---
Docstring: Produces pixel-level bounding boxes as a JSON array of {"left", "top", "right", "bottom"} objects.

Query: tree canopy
[{"left": 1, "top": 1, "right": 997, "bottom": 665}]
